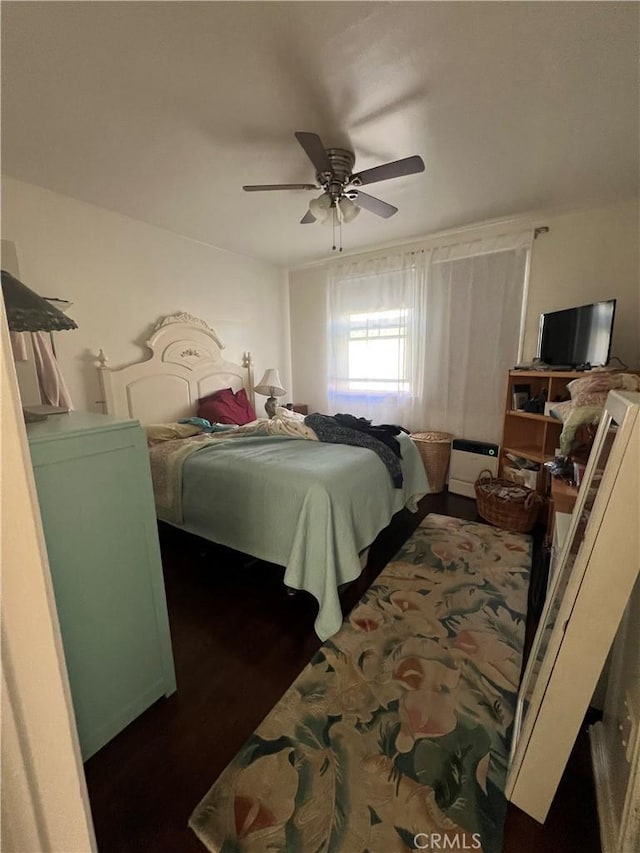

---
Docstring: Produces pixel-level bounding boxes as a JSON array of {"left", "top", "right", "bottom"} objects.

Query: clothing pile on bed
[{"left": 305, "top": 413, "right": 408, "bottom": 487}]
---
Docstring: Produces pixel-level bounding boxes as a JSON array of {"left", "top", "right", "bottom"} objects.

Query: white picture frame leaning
[{"left": 506, "top": 389, "right": 640, "bottom": 823}]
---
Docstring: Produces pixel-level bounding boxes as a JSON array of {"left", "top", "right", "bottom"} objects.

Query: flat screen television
[{"left": 536, "top": 299, "right": 616, "bottom": 368}]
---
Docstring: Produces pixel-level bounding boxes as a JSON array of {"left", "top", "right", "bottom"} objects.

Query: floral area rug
[{"left": 189, "top": 514, "right": 531, "bottom": 853}]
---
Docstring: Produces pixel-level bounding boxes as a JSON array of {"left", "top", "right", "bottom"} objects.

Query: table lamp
[
  {"left": 1, "top": 269, "right": 78, "bottom": 421},
  {"left": 254, "top": 368, "right": 286, "bottom": 418}
]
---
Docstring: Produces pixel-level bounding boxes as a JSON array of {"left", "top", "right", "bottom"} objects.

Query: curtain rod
[{"left": 292, "top": 220, "right": 550, "bottom": 272}]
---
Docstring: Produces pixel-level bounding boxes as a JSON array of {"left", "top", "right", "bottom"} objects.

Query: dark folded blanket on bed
[
  {"left": 333, "top": 413, "right": 408, "bottom": 457},
  {"left": 305, "top": 413, "right": 403, "bottom": 487}
]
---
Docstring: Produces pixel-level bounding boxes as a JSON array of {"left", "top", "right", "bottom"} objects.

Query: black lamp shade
[{"left": 1, "top": 270, "right": 78, "bottom": 332}]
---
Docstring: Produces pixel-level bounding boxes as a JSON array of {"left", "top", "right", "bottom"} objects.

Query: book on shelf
[{"left": 512, "top": 391, "right": 529, "bottom": 411}]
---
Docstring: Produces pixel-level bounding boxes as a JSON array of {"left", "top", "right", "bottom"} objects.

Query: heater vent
[{"left": 449, "top": 439, "right": 499, "bottom": 498}]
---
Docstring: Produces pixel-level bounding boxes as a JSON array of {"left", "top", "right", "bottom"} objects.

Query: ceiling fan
[{"left": 242, "top": 132, "right": 425, "bottom": 233}]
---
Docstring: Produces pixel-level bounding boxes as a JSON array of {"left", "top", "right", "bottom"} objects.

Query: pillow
[
  {"left": 274, "top": 405, "right": 306, "bottom": 422},
  {"left": 558, "top": 372, "right": 640, "bottom": 454},
  {"left": 548, "top": 401, "right": 572, "bottom": 421},
  {"left": 567, "top": 372, "right": 640, "bottom": 407},
  {"left": 178, "top": 416, "right": 238, "bottom": 434},
  {"left": 197, "top": 387, "right": 257, "bottom": 425},
  {"left": 144, "top": 422, "right": 203, "bottom": 445}
]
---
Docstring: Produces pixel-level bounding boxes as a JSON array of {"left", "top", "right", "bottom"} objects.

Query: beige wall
[
  {"left": 5, "top": 178, "right": 635, "bottom": 416},
  {"left": 523, "top": 200, "right": 639, "bottom": 366},
  {"left": 2, "top": 176, "right": 290, "bottom": 413},
  {"left": 288, "top": 265, "right": 329, "bottom": 414},
  {"left": 289, "top": 200, "right": 640, "bottom": 413}
]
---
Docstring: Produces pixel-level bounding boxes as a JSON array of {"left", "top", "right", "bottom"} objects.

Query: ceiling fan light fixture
[
  {"left": 308, "top": 192, "right": 331, "bottom": 222},
  {"left": 243, "top": 131, "right": 423, "bottom": 248},
  {"left": 322, "top": 205, "right": 338, "bottom": 227},
  {"left": 338, "top": 197, "right": 360, "bottom": 223}
]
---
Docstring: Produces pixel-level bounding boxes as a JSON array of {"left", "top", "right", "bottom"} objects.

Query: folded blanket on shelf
[{"left": 551, "top": 372, "right": 640, "bottom": 455}]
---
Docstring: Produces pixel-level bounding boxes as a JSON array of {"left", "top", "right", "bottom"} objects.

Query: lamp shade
[
  {"left": 1, "top": 270, "right": 78, "bottom": 332},
  {"left": 254, "top": 368, "right": 286, "bottom": 397},
  {"left": 338, "top": 196, "right": 361, "bottom": 223},
  {"left": 308, "top": 193, "right": 331, "bottom": 223}
]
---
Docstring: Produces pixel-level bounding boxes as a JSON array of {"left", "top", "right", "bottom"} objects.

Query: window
[
  {"left": 326, "top": 233, "right": 531, "bottom": 435},
  {"left": 327, "top": 251, "right": 426, "bottom": 427},
  {"left": 347, "top": 309, "right": 410, "bottom": 394}
]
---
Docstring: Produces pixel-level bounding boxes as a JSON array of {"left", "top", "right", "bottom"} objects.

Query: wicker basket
[
  {"left": 474, "top": 469, "right": 544, "bottom": 533},
  {"left": 410, "top": 431, "right": 453, "bottom": 493}
]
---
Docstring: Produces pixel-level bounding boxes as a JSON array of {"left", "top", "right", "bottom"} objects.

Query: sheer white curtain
[
  {"left": 422, "top": 232, "right": 532, "bottom": 443},
  {"left": 327, "top": 250, "right": 428, "bottom": 430},
  {"left": 325, "top": 232, "right": 532, "bottom": 441}
]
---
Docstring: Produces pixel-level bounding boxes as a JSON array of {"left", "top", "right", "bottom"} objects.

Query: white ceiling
[{"left": 1, "top": 2, "right": 638, "bottom": 268}]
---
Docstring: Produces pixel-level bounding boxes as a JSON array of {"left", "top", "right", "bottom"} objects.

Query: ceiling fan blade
[
  {"left": 243, "top": 183, "right": 318, "bottom": 192},
  {"left": 294, "top": 132, "right": 332, "bottom": 174},
  {"left": 300, "top": 210, "right": 316, "bottom": 224},
  {"left": 353, "top": 191, "right": 398, "bottom": 219},
  {"left": 351, "top": 155, "right": 425, "bottom": 187}
]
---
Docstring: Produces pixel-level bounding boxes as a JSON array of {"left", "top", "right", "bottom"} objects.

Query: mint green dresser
[{"left": 27, "top": 412, "right": 176, "bottom": 760}]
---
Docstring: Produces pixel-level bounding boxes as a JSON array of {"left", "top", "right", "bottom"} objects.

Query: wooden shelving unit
[
  {"left": 499, "top": 369, "right": 586, "bottom": 495},
  {"left": 550, "top": 477, "right": 579, "bottom": 514},
  {"left": 547, "top": 477, "right": 579, "bottom": 538}
]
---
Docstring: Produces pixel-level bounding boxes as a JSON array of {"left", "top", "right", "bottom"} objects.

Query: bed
[{"left": 98, "top": 313, "right": 430, "bottom": 639}]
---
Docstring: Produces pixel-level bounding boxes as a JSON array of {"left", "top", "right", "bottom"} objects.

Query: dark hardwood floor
[{"left": 84, "top": 492, "right": 601, "bottom": 852}]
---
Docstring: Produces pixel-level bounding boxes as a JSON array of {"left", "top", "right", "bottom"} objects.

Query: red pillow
[{"left": 197, "top": 387, "right": 257, "bottom": 425}]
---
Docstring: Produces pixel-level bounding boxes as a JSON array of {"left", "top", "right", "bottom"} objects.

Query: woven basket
[
  {"left": 474, "top": 468, "right": 544, "bottom": 533},
  {"left": 410, "top": 431, "right": 453, "bottom": 493}
]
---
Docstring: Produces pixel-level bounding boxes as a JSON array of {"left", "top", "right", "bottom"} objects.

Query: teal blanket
[{"left": 180, "top": 432, "right": 429, "bottom": 640}]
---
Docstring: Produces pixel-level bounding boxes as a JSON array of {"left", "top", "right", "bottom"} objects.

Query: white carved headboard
[{"left": 98, "top": 313, "right": 254, "bottom": 424}]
